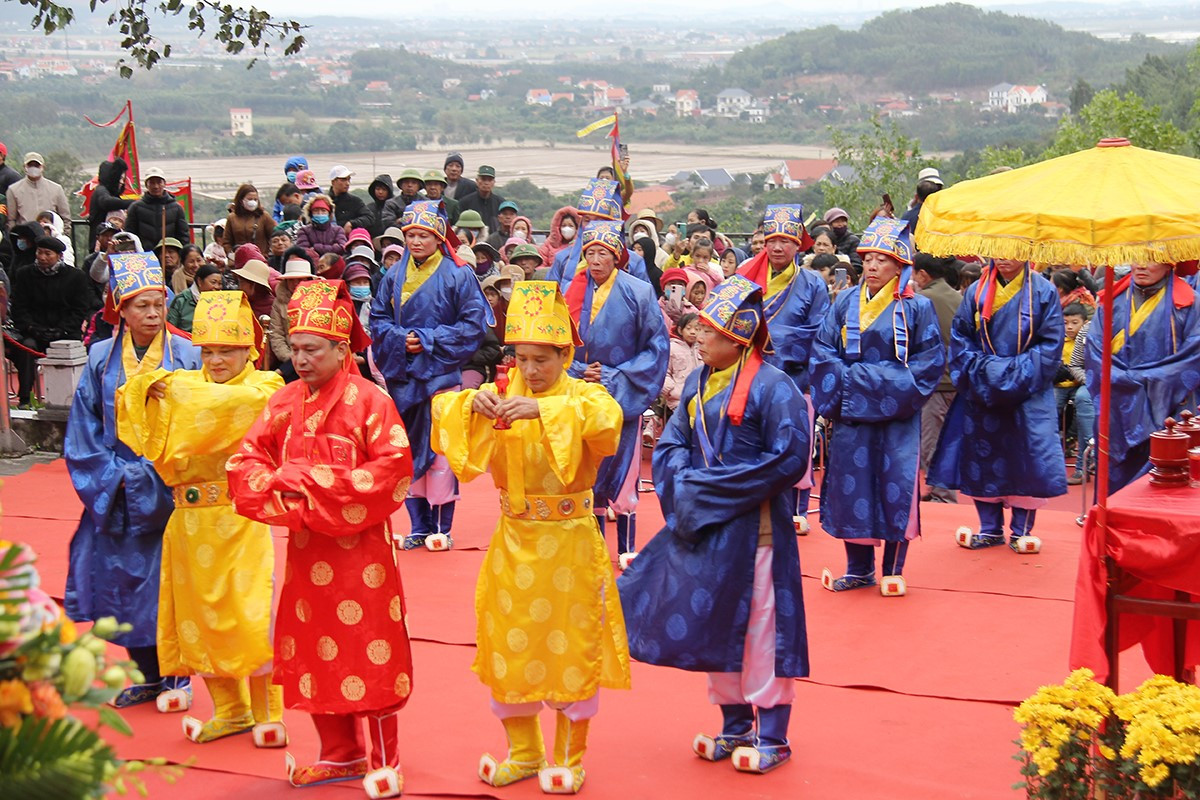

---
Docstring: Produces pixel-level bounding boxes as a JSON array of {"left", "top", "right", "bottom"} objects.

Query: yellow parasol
[
  {"left": 915, "top": 138, "right": 1200, "bottom": 267},
  {"left": 914, "top": 138, "right": 1200, "bottom": 689}
]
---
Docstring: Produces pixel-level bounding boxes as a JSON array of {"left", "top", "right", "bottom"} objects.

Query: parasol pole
[{"left": 1096, "top": 263, "right": 1114, "bottom": 522}]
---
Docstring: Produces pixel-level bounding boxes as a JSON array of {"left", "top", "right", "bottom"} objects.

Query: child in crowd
[
  {"left": 720, "top": 248, "right": 740, "bottom": 278},
  {"left": 662, "top": 312, "right": 701, "bottom": 415},
  {"left": 1056, "top": 302, "right": 1088, "bottom": 465},
  {"left": 659, "top": 267, "right": 698, "bottom": 328}
]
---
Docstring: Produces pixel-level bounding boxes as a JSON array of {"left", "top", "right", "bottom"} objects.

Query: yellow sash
[
  {"left": 121, "top": 331, "right": 165, "bottom": 381},
  {"left": 767, "top": 262, "right": 795, "bottom": 301},
  {"left": 842, "top": 277, "right": 897, "bottom": 347},
  {"left": 1111, "top": 284, "right": 1165, "bottom": 354},
  {"left": 686, "top": 362, "right": 735, "bottom": 419},
  {"left": 590, "top": 268, "right": 618, "bottom": 324},
  {"left": 402, "top": 250, "right": 443, "bottom": 306}
]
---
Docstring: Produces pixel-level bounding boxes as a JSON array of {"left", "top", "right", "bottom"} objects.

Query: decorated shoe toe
[
  {"left": 155, "top": 686, "right": 192, "bottom": 713},
  {"left": 539, "top": 764, "right": 585, "bottom": 794},
  {"left": 731, "top": 744, "right": 792, "bottom": 774},
  {"left": 479, "top": 752, "right": 544, "bottom": 786},
  {"left": 363, "top": 766, "right": 404, "bottom": 799}
]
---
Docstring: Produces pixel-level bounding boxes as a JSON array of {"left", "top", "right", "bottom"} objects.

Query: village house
[
  {"left": 987, "top": 83, "right": 1048, "bottom": 113},
  {"left": 716, "top": 88, "right": 753, "bottom": 117}
]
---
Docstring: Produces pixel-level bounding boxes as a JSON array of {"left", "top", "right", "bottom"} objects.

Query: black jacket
[
  {"left": 366, "top": 174, "right": 394, "bottom": 239},
  {"left": 11, "top": 262, "right": 92, "bottom": 341},
  {"left": 380, "top": 193, "right": 422, "bottom": 232},
  {"left": 457, "top": 191, "right": 505, "bottom": 233},
  {"left": 124, "top": 191, "right": 190, "bottom": 248},
  {"left": 329, "top": 186, "right": 373, "bottom": 232},
  {"left": 0, "top": 163, "right": 20, "bottom": 197},
  {"left": 87, "top": 160, "right": 134, "bottom": 250},
  {"left": 5, "top": 222, "right": 41, "bottom": 276},
  {"left": 445, "top": 176, "right": 477, "bottom": 201}
]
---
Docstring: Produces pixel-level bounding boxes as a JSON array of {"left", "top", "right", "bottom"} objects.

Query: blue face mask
[
  {"left": 15, "top": 239, "right": 29, "bottom": 251},
  {"left": 312, "top": 213, "right": 330, "bottom": 225},
  {"left": 349, "top": 285, "right": 371, "bottom": 301},
  {"left": 286, "top": 171, "right": 297, "bottom": 183}
]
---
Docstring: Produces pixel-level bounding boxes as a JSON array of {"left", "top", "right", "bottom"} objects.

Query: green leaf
[{"left": 98, "top": 707, "right": 133, "bottom": 737}]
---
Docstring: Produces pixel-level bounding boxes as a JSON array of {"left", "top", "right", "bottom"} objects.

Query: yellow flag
[{"left": 576, "top": 115, "right": 617, "bottom": 138}]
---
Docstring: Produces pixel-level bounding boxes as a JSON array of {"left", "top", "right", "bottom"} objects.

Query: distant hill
[{"left": 718, "top": 3, "right": 1182, "bottom": 95}]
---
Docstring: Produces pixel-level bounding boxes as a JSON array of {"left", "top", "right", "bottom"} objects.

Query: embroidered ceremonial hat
[
  {"left": 401, "top": 200, "right": 447, "bottom": 241},
  {"left": 579, "top": 219, "right": 625, "bottom": 259},
  {"left": 699, "top": 274, "right": 773, "bottom": 352},
  {"left": 287, "top": 280, "right": 370, "bottom": 351},
  {"left": 857, "top": 217, "right": 914, "bottom": 266},
  {"left": 109, "top": 251, "right": 166, "bottom": 307},
  {"left": 762, "top": 204, "right": 806, "bottom": 244},
  {"left": 504, "top": 280, "right": 582, "bottom": 349},
  {"left": 192, "top": 290, "right": 261, "bottom": 359},
  {"left": 576, "top": 178, "right": 622, "bottom": 221}
]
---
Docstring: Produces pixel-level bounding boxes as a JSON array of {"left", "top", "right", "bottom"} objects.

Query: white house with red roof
[{"left": 988, "top": 83, "right": 1048, "bottom": 113}]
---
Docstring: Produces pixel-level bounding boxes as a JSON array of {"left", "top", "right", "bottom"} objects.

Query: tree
[
  {"left": 1041, "top": 89, "right": 1188, "bottom": 159},
  {"left": 1069, "top": 79, "right": 1095, "bottom": 115},
  {"left": 822, "top": 116, "right": 929, "bottom": 230},
  {"left": 13, "top": 0, "right": 306, "bottom": 76}
]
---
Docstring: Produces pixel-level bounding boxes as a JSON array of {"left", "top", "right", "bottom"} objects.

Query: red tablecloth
[{"left": 1070, "top": 475, "right": 1200, "bottom": 682}]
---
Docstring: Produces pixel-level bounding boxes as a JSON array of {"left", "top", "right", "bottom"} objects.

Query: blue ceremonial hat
[
  {"left": 108, "top": 251, "right": 166, "bottom": 308},
  {"left": 576, "top": 178, "right": 623, "bottom": 221},
  {"left": 699, "top": 275, "right": 773, "bottom": 353},
  {"left": 857, "top": 217, "right": 914, "bottom": 266},
  {"left": 762, "top": 204, "right": 806, "bottom": 244},
  {"left": 401, "top": 199, "right": 448, "bottom": 241},
  {"left": 579, "top": 219, "right": 625, "bottom": 258}
]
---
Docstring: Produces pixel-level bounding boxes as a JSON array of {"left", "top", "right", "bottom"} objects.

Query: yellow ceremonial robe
[
  {"left": 432, "top": 371, "right": 631, "bottom": 704},
  {"left": 118, "top": 364, "right": 284, "bottom": 678}
]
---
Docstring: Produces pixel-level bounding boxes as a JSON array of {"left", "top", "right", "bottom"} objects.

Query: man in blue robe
[
  {"left": 738, "top": 204, "right": 830, "bottom": 533},
  {"left": 65, "top": 251, "right": 199, "bottom": 708},
  {"left": 810, "top": 218, "right": 944, "bottom": 595},
  {"left": 370, "top": 200, "right": 491, "bottom": 550},
  {"left": 1085, "top": 261, "right": 1200, "bottom": 492},
  {"left": 929, "top": 258, "right": 1066, "bottom": 553},
  {"left": 564, "top": 219, "right": 667, "bottom": 561},
  {"left": 618, "top": 275, "right": 809, "bottom": 774},
  {"left": 547, "top": 179, "right": 651, "bottom": 294}
]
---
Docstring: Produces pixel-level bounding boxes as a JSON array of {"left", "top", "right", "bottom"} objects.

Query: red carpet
[{"left": 0, "top": 457, "right": 1154, "bottom": 799}]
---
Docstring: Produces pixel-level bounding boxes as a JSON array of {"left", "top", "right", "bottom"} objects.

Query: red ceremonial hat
[{"left": 286, "top": 280, "right": 371, "bottom": 352}]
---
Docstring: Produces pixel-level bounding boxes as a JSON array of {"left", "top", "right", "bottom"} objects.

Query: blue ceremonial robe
[
  {"left": 617, "top": 362, "right": 810, "bottom": 675},
  {"left": 568, "top": 270, "right": 668, "bottom": 507},
  {"left": 811, "top": 288, "right": 944, "bottom": 540},
  {"left": 548, "top": 243, "right": 651, "bottom": 295},
  {"left": 370, "top": 252, "right": 491, "bottom": 480},
  {"left": 64, "top": 330, "right": 199, "bottom": 648},
  {"left": 929, "top": 268, "right": 1067, "bottom": 498},
  {"left": 1085, "top": 277, "right": 1200, "bottom": 492},
  {"left": 760, "top": 265, "right": 830, "bottom": 394}
]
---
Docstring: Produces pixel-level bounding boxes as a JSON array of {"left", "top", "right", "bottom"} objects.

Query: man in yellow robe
[
  {"left": 118, "top": 291, "right": 286, "bottom": 747},
  {"left": 432, "top": 280, "right": 630, "bottom": 795}
]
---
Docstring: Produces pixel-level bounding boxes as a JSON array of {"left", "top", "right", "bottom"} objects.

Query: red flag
[{"left": 78, "top": 102, "right": 141, "bottom": 215}]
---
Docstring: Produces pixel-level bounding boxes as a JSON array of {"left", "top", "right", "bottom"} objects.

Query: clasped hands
[{"left": 472, "top": 391, "right": 540, "bottom": 423}]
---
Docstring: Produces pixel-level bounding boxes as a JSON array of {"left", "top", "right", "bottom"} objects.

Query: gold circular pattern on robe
[
  {"left": 195, "top": 543, "right": 216, "bottom": 568},
  {"left": 524, "top": 660, "right": 547, "bottom": 685},
  {"left": 562, "top": 665, "right": 585, "bottom": 693},
  {"left": 388, "top": 594, "right": 404, "bottom": 622},
  {"left": 513, "top": 564, "right": 535, "bottom": 591},
  {"left": 496, "top": 589, "right": 513, "bottom": 614},
  {"left": 183, "top": 510, "right": 200, "bottom": 536},
  {"left": 226, "top": 453, "right": 244, "bottom": 471},
  {"left": 310, "top": 561, "right": 334, "bottom": 586},
  {"left": 569, "top": 603, "right": 590, "bottom": 629},
  {"left": 295, "top": 599, "right": 312, "bottom": 623},
  {"left": 293, "top": 530, "right": 310, "bottom": 550},
  {"left": 394, "top": 672, "right": 411, "bottom": 699},
  {"left": 490, "top": 553, "right": 504, "bottom": 575},
  {"left": 342, "top": 504, "right": 368, "bottom": 525},
  {"left": 247, "top": 467, "right": 272, "bottom": 493},
  {"left": 491, "top": 653, "right": 508, "bottom": 680},
  {"left": 391, "top": 477, "right": 411, "bottom": 503},
  {"left": 506, "top": 628, "right": 529, "bottom": 653},
  {"left": 193, "top": 408, "right": 218, "bottom": 435},
  {"left": 389, "top": 424, "right": 409, "bottom": 449},
  {"left": 483, "top": 611, "right": 495, "bottom": 635},
  {"left": 337, "top": 599, "right": 364, "bottom": 625},
  {"left": 179, "top": 620, "right": 200, "bottom": 644},
  {"left": 367, "top": 639, "right": 392, "bottom": 665},
  {"left": 215, "top": 515, "right": 238, "bottom": 541},
  {"left": 362, "top": 562, "right": 387, "bottom": 589},
  {"left": 232, "top": 404, "right": 257, "bottom": 433},
  {"left": 343, "top": 382, "right": 359, "bottom": 406},
  {"left": 284, "top": 562, "right": 294, "bottom": 586},
  {"left": 547, "top": 629, "right": 568, "bottom": 655},
  {"left": 317, "top": 635, "right": 339, "bottom": 661},
  {"left": 279, "top": 635, "right": 296, "bottom": 661},
  {"left": 529, "top": 598, "right": 553, "bottom": 624},
  {"left": 351, "top": 469, "right": 374, "bottom": 492},
  {"left": 299, "top": 673, "right": 313, "bottom": 699},
  {"left": 336, "top": 533, "right": 360, "bottom": 550},
  {"left": 536, "top": 535, "right": 559, "bottom": 560},
  {"left": 234, "top": 569, "right": 253, "bottom": 594},
  {"left": 552, "top": 567, "right": 575, "bottom": 593},
  {"left": 311, "top": 465, "right": 335, "bottom": 489},
  {"left": 201, "top": 605, "right": 220, "bottom": 629}
]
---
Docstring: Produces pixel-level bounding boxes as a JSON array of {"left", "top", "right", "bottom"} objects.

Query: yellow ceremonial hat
[
  {"left": 192, "top": 290, "right": 261, "bottom": 360},
  {"left": 504, "top": 280, "right": 582, "bottom": 349}
]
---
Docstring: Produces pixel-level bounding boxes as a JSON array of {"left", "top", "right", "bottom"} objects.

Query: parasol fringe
[{"left": 914, "top": 231, "right": 1200, "bottom": 267}]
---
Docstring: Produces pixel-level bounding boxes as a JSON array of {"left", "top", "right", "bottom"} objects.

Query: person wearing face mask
[
  {"left": 274, "top": 157, "right": 308, "bottom": 221},
  {"left": 7, "top": 152, "right": 72, "bottom": 232},
  {"left": 295, "top": 194, "right": 347, "bottom": 257},
  {"left": 538, "top": 206, "right": 579, "bottom": 267},
  {"left": 6, "top": 221, "right": 41, "bottom": 275},
  {"left": 547, "top": 180, "right": 653, "bottom": 295},
  {"left": 222, "top": 183, "right": 275, "bottom": 256}
]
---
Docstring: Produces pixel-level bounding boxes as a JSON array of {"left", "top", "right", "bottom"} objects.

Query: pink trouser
[{"left": 491, "top": 694, "right": 599, "bottom": 722}]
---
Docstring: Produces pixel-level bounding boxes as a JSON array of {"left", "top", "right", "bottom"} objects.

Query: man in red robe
[{"left": 227, "top": 280, "right": 414, "bottom": 799}]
